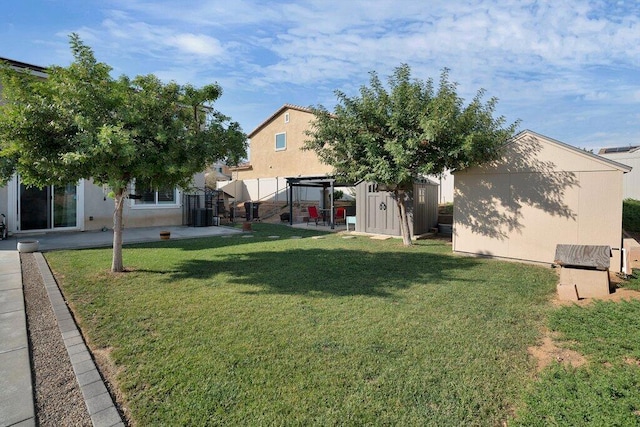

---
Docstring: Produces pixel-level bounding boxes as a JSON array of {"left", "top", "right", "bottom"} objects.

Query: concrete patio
[{"left": 0, "top": 224, "right": 243, "bottom": 252}]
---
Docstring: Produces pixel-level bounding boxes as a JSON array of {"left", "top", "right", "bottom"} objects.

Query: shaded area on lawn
[
  {"left": 109, "top": 223, "right": 539, "bottom": 299},
  {"left": 164, "top": 248, "right": 487, "bottom": 298}
]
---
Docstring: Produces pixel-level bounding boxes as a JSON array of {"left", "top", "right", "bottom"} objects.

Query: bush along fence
[{"left": 623, "top": 199, "right": 640, "bottom": 232}]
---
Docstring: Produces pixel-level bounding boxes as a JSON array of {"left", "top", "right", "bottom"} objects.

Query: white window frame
[
  {"left": 275, "top": 132, "right": 286, "bottom": 151},
  {"left": 7, "top": 175, "right": 86, "bottom": 233},
  {"left": 130, "top": 180, "right": 180, "bottom": 209},
  {"left": 284, "top": 112, "right": 290, "bottom": 123}
]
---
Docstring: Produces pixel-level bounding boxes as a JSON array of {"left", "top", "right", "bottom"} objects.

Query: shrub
[
  {"left": 623, "top": 199, "right": 640, "bottom": 232},
  {"left": 438, "top": 203, "right": 453, "bottom": 215}
]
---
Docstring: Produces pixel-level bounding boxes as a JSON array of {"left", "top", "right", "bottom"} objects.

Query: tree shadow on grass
[
  {"left": 125, "top": 224, "right": 331, "bottom": 253},
  {"left": 162, "top": 247, "right": 484, "bottom": 298}
]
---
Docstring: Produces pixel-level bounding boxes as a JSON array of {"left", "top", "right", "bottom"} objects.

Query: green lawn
[
  {"left": 514, "top": 297, "right": 640, "bottom": 426},
  {"left": 46, "top": 224, "right": 568, "bottom": 425}
]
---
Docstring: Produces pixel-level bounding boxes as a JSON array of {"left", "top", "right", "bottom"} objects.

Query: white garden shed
[{"left": 453, "top": 130, "right": 631, "bottom": 272}]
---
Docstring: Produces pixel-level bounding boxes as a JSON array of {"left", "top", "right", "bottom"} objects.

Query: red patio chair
[
  {"left": 307, "top": 206, "right": 321, "bottom": 226},
  {"left": 335, "top": 207, "right": 346, "bottom": 225}
]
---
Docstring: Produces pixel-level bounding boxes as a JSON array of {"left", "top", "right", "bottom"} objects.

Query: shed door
[{"left": 366, "top": 191, "right": 399, "bottom": 235}]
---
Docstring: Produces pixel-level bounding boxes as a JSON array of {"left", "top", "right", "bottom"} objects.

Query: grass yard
[
  {"left": 514, "top": 297, "right": 640, "bottom": 426},
  {"left": 46, "top": 223, "right": 562, "bottom": 425}
]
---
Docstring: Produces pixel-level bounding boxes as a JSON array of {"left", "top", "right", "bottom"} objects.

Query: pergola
[{"left": 285, "top": 175, "right": 351, "bottom": 229}]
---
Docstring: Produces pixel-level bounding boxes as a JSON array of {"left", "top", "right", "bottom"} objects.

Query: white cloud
[
  {"left": 583, "top": 91, "right": 610, "bottom": 101},
  {"left": 80, "top": 11, "right": 228, "bottom": 63},
  {"left": 109, "top": 0, "right": 281, "bottom": 27},
  {"left": 97, "top": 0, "right": 639, "bottom": 91},
  {"left": 168, "top": 33, "right": 224, "bottom": 57},
  {"left": 47, "top": 0, "right": 639, "bottom": 147}
]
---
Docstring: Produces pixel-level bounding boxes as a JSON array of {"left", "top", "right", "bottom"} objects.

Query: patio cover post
[
  {"left": 288, "top": 183, "right": 293, "bottom": 226},
  {"left": 330, "top": 180, "right": 335, "bottom": 229}
]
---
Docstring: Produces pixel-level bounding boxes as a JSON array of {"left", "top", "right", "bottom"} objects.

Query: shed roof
[
  {"left": 456, "top": 129, "right": 632, "bottom": 175},
  {"left": 248, "top": 104, "right": 313, "bottom": 138},
  {"left": 509, "top": 130, "right": 632, "bottom": 173}
]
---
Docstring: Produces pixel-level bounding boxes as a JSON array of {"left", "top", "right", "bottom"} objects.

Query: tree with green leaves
[
  {"left": 305, "top": 64, "right": 518, "bottom": 245},
  {"left": 0, "top": 34, "right": 246, "bottom": 271}
]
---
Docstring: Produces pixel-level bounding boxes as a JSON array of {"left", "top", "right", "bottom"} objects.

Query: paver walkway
[{"left": 0, "top": 250, "right": 34, "bottom": 427}]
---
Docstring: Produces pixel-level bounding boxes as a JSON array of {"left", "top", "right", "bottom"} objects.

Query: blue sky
[{"left": 2, "top": 0, "right": 639, "bottom": 150}]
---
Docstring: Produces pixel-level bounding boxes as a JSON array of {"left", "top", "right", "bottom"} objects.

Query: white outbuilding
[{"left": 453, "top": 130, "right": 631, "bottom": 272}]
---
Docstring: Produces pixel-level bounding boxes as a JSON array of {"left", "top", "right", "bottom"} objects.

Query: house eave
[
  {"left": 228, "top": 164, "right": 252, "bottom": 172},
  {"left": 247, "top": 104, "right": 313, "bottom": 138},
  {"left": 0, "top": 57, "right": 48, "bottom": 78}
]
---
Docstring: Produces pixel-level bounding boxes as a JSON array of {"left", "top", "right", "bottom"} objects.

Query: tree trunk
[
  {"left": 395, "top": 190, "right": 412, "bottom": 246},
  {"left": 111, "top": 188, "right": 125, "bottom": 272}
]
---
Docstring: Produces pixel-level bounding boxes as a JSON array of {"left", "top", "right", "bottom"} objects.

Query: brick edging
[{"left": 33, "top": 253, "right": 124, "bottom": 427}]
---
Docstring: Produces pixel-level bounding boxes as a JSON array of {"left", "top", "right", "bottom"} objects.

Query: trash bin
[
  {"left": 216, "top": 200, "right": 225, "bottom": 217},
  {"left": 244, "top": 202, "right": 261, "bottom": 221},
  {"left": 191, "top": 208, "right": 212, "bottom": 227}
]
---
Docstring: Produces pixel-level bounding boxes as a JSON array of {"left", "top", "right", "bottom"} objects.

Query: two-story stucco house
[{"left": 220, "top": 104, "right": 333, "bottom": 203}]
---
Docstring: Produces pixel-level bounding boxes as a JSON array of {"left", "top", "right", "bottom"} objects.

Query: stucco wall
[
  {"left": 0, "top": 185, "right": 8, "bottom": 217},
  {"left": 453, "top": 131, "right": 626, "bottom": 272},
  {"left": 82, "top": 174, "right": 204, "bottom": 231},
  {"left": 82, "top": 181, "right": 184, "bottom": 231},
  {"left": 236, "top": 107, "right": 332, "bottom": 180}
]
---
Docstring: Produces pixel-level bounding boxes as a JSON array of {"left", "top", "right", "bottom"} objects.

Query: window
[
  {"left": 418, "top": 188, "right": 426, "bottom": 203},
  {"left": 132, "top": 179, "right": 178, "bottom": 207},
  {"left": 275, "top": 132, "right": 286, "bottom": 151},
  {"left": 284, "top": 112, "right": 290, "bottom": 123}
]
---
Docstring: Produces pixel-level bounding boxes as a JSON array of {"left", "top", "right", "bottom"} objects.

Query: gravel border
[
  {"left": 22, "top": 253, "right": 91, "bottom": 426},
  {"left": 22, "top": 253, "right": 125, "bottom": 426}
]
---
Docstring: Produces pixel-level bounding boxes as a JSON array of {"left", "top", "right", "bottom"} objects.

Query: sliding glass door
[
  {"left": 53, "top": 183, "right": 77, "bottom": 228},
  {"left": 18, "top": 180, "right": 77, "bottom": 231}
]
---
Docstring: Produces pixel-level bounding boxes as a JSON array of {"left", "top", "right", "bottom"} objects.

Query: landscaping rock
[{"left": 21, "top": 253, "right": 92, "bottom": 426}]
